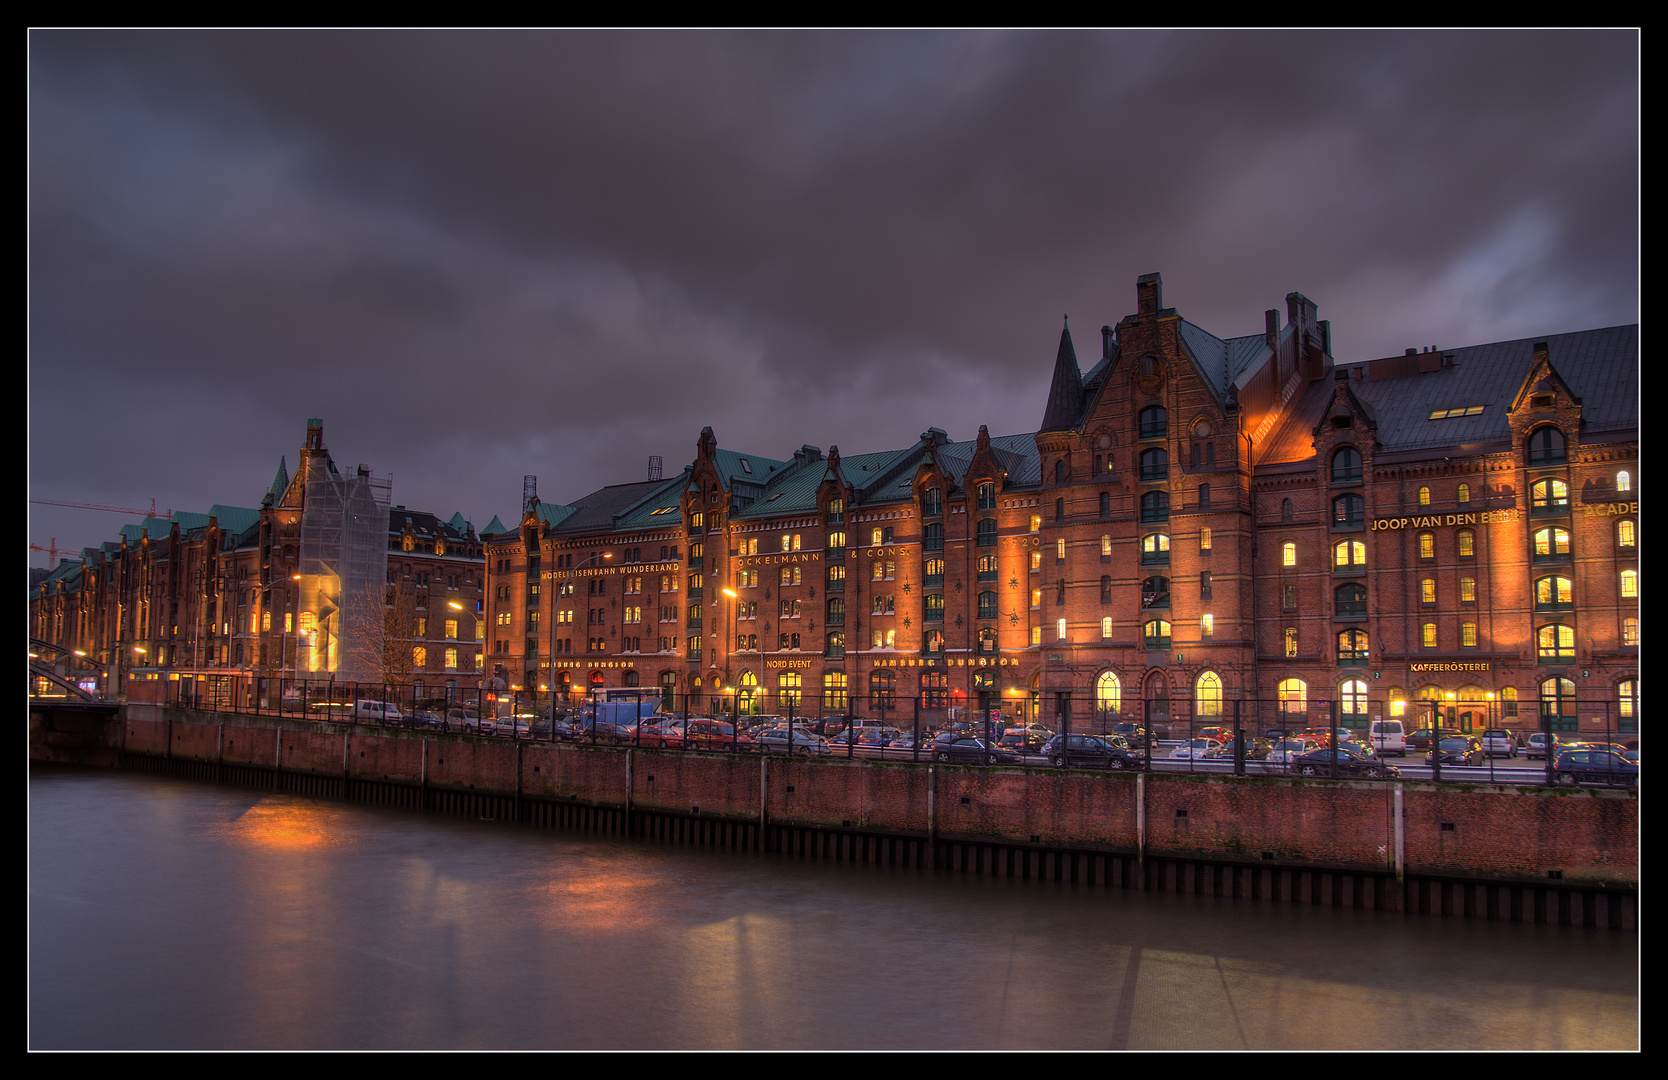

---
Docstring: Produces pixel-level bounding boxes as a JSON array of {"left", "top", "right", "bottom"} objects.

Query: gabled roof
[
  {"left": 1175, "top": 321, "right": 1271, "bottom": 406},
  {"left": 1039, "top": 322, "right": 1085, "bottom": 433},
  {"left": 481, "top": 515, "right": 509, "bottom": 537},
  {"left": 1258, "top": 324, "right": 1638, "bottom": 465},
  {"left": 549, "top": 480, "right": 677, "bottom": 537}
]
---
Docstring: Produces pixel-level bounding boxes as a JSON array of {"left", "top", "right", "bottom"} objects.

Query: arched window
[
  {"left": 871, "top": 527, "right": 883, "bottom": 545},
  {"left": 1340, "top": 679, "right": 1369, "bottom": 724},
  {"left": 1139, "top": 405, "right": 1167, "bottom": 438},
  {"left": 1527, "top": 426, "right": 1567, "bottom": 465},
  {"left": 1142, "top": 533, "right": 1170, "bottom": 564},
  {"left": 1457, "top": 483, "right": 1471, "bottom": 504},
  {"left": 1534, "top": 576, "right": 1573, "bottom": 610},
  {"left": 1421, "top": 579, "right": 1437, "bottom": 604},
  {"left": 1282, "top": 541, "right": 1297, "bottom": 567},
  {"left": 1533, "top": 527, "right": 1571, "bottom": 560},
  {"left": 977, "top": 591, "right": 998, "bottom": 620},
  {"left": 1140, "top": 490, "right": 1169, "bottom": 522},
  {"left": 1140, "top": 576, "right": 1170, "bottom": 609},
  {"left": 1419, "top": 533, "right": 1436, "bottom": 560},
  {"left": 1421, "top": 623, "right": 1438, "bottom": 648},
  {"left": 1143, "top": 620, "right": 1172, "bottom": 649},
  {"left": 1337, "top": 628, "right": 1369, "bottom": 665},
  {"left": 1096, "top": 670, "right": 1121, "bottom": 715},
  {"left": 737, "top": 670, "right": 758, "bottom": 714},
  {"left": 1457, "top": 529, "right": 1475, "bottom": 558},
  {"left": 1334, "top": 539, "right": 1365, "bottom": 567},
  {"left": 977, "top": 482, "right": 996, "bottom": 508},
  {"left": 1539, "top": 677, "right": 1577, "bottom": 729},
  {"left": 1460, "top": 576, "right": 1477, "bottom": 602},
  {"left": 1537, "top": 623, "right": 1575, "bottom": 660},
  {"left": 1531, "top": 478, "right": 1569, "bottom": 511},
  {"left": 1335, "top": 583, "right": 1367, "bottom": 616},
  {"left": 1281, "top": 498, "right": 1293, "bottom": 521},
  {"left": 1332, "top": 447, "right": 1362, "bottom": 483},
  {"left": 1616, "top": 471, "right": 1631, "bottom": 493},
  {"left": 1618, "top": 679, "right": 1637, "bottom": 728},
  {"left": 1333, "top": 494, "right": 1364, "bottom": 525},
  {"left": 1417, "top": 486, "right": 1431, "bottom": 507},
  {"left": 1618, "top": 520, "right": 1635, "bottom": 548},
  {"left": 1139, "top": 446, "right": 1168, "bottom": 480},
  {"left": 1278, "top": 678, "right": 1307, "bottom": 716},
  {"left": 1194, "top": 671, "right": 1223, "bottom": 718}
]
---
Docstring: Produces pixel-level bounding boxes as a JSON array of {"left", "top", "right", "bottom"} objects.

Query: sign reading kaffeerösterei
[{"left": 1408, "top": 661, "right": 1492, "bottom": 672}]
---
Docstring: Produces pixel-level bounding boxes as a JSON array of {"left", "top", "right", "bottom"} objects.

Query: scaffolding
[{"left": 295, "top": 450, "right": 391, "bottom": 684}]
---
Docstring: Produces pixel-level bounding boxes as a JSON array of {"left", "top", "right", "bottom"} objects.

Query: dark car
[
  {"left": 1109, "top": 723, "right": 1151, "bottom": 748},
  {"left": 1551, "top": 748, "right": 1638, "bottom": 788},
  {"left": 1405, "top": 727, "right": 1465, "bottom": 752},
  {"left": 929, "top": 734, "right": 1020, "bottom": 765},
  {"left": 1044, "top": 734, "right": 1146, "bottom": 770},
  {"left": 1289, "top": 745, "right": 1400, "bottom": 779},
  {"left": 1427, "top": 735, "right": 1484, "bottom": 767},
  {"left": 1215, "top": 736, "right": 1272, "bottom": 761}
]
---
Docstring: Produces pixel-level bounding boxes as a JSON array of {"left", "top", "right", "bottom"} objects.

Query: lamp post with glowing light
[{"left": 547, "top": 551, "right": 612, "bottom": 728}]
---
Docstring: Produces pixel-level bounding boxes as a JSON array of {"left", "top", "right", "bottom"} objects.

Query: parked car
[
  {"left": 1405, "top": 727, "right": 1464, "bottom": 752},
  {"left": 1525, "top": 732, "right": 1564, "bottom": 760},
  {"left": 1551, "top": 748, "right": 1638, "bottom": 788},
  {"left": 1215, "top": 735, "right": 1272, "bottom": 761},
  {"left": 1170, "top": 738, "right": 1224, "bottom": 761},
  {"left": 1265, "top": 738, "right": 1318, "bottom": 765},
  {"left": 682, "top": 719, "right": 752, "bottom": 751},
  {"left": 929, "top": 734, "right": 1020, "bottom": 765},
  {"left": 1044, "top": 734, "right": 1145, "bottom": 770},
  {"left": 758, "top": 728, "right": 832, "bottom": 756},
  {"left": 1368, "top": 720, "right": 1407, "bottom": 757},
  {"left": 1289, "top": 744, "right": 1400, "bottom": 779},
  {"left": 1480, "top": 729, "right": 1520, "bottom": 758},
  {"left": 1427, "top": 735, "right": 1484, "bottom": 767}
]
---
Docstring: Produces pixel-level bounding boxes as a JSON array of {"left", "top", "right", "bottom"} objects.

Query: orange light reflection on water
[{"left": 221, "top": 798, "right": 353, "bottom": 851}]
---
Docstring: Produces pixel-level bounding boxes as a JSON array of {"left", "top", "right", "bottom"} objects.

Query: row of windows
[{"left": 1277, "top": 522, "right": 1634, "bottom": 569}]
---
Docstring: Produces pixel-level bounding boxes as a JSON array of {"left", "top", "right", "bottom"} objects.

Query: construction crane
[{"left": 30, "top": 498, "right": 171, "bottom": 564}]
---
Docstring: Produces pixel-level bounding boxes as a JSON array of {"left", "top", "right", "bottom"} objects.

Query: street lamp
[{"left": 547, "top": 551, "right": 612, "bottom": 729}]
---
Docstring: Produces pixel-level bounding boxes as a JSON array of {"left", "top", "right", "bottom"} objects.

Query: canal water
[{"left": 29, "top": 765, "right": 1638, "bottom": 1050}]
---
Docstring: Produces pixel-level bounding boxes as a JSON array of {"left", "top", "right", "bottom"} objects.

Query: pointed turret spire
[{"left": 1039, "top": 317, "right": 1084, "bottom": 433}]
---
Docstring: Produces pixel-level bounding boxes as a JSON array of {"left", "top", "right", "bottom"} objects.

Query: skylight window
[
  {"left": 1427, "top": 406, "right": 1486, "bottom": 420},
  {"left": 739, "top": 458, "right": 752, "bottom": 474}
]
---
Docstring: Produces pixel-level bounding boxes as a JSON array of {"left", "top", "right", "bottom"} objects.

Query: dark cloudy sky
[{"left": 28, "top": 30, "right": 1638, "bottom": 568}]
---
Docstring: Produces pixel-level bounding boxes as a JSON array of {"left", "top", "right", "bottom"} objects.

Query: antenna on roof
[{"left": 648, "top": 456, "right": 662, "bottom": 481}]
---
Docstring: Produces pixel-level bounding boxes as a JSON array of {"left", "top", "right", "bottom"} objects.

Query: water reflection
[{"left": 30, "top": 766, "right": 1637, "bottom": 1050}]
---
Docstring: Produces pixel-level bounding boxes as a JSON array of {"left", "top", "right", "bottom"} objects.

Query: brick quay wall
[{"left": 47, "top": 704, "right": 1638, "bottom": 929}]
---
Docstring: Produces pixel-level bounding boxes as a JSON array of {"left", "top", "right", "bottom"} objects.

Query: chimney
[{"left": 1137, "top": 273, "right": 1163, "bottom": 316}]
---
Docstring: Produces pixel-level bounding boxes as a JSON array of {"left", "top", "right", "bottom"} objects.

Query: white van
[
  {"left": 352, "top": 699, "right": 405, "bottom": 724},
  {"left": 1369, "top": 720, "right": 1407, "bottom": 757}
]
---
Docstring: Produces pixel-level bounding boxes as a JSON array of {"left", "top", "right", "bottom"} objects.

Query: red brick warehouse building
[{"left": 484, "top": 274, "right": 1637, "bottom": 739}]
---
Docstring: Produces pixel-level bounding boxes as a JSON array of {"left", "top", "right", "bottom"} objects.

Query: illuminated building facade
[
  {"left": 487, "top": 274, "right": 1637, "bottom": 738},
  {"left": 31, "top": 420, "right": 489, "bottom": 697}
]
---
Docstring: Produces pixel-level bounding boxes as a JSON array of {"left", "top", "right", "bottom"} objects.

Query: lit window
[
  {"left": 1142, "top": 534, "right": 1171, "bottom": 563},
  {"left": 1619, "top": 679, "right": 1637, "bottom": 719},
  {"left": 1284, "top": 627, "right": 1298, "bottom": 658},
  {"left": 1421, "top": 623, "right": 1438, "bottom": 649},
  {"left": 1030, "top": 551, "right": 1042, "bottom": 572},
  {"left": 1421, "top": 579, "right": 1436, "bottom": 604},
  {"left": 1539, "top": 677, "right": 1577, "bottom": 729},
  {"left": 1282, "top": 542, "right": 1297, "bottom": 567},
  {"left": 1096, "top": 671, "right": 1121, "bottom": 714},
  {"left": 1457, "top": 483, "right": 1470, "bottom": 504},
  {"left": 1618, "top": 520, "right": 1635, "bottom": 548},
  {"left": 412, "top": 646, "right": 427, "bottom": 668},
  {"left": 1535, "top": 576, "right": 1573, "bottom": 608},
  {"left": 1457, "top": 529, "right": 1475, "bottom": 558},
  {"left": 1617, "top": 471, "right": 1631, "bottom": 493},
  {"left": 1622, "top": 617, "right": 1638, "bottom": 645},
  {"left": 1194, "top": 671, "right": 1222, "bottom": 717},
  {"left": 1534, "top": 527, "right": 1571, "bottom": 559},
  {"left": 1388, "top": 691, "right": 1407, "bottom": 718},
  {"left": 1143, "top": 620, "right": 1171, "bottom": 648},
  {"left": 1418, "top": 486, "right": 1431, "bottom": 507},
  {"left": 1200, "top": 613, "right": 1214, "bottom": 638},
  {"left": 1340, "top": 679, "right": 1369, "bottom": 721},
  {"left": 1334, "top": 539, "right": 1366, "bottom": 567},
  {"left": 1101, "top": 617, "right": 1113, "bottom": 639},
  {"left": 1419, "top": 533, "right": 1435, "bottom": 560},
  {"left": 1620, "top": 570, "right": 1637, "bottom": 599},
  {"left": 1200, "top": 527, "right": 1211, "bottom": 552},
  {"left": 1460, "top": 577, "right": 1476, "bottom": 603},
  {"left": 1030, "top": 515, "right": 1041, "bottom": 533},
  {"left": 1337, "top": 628, "right": 1368, "bottom": 664},
  {"left": 1278, "top": 678, "right": 1306, "bottom": 714},
  {"left": 1102, "top": 534, "right": 1112, "bottom": 557},
  {"left": 1460, "top": 622, "right": 1478, "bottom": 647},
  {"left": 1537, "top": 623, "right": 1575, "bottom": 660},
  {"left": 1030, "top": 626, "right": 1042, "bottom": 646},
  {"left": 1057, "top": 538, "right": 1066, "bottom": 562},
  {"left": 1031, "top": 589, "right": 1041, "bottom": 608}
]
